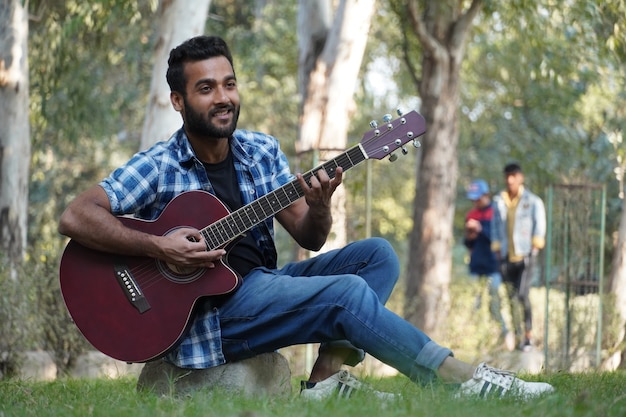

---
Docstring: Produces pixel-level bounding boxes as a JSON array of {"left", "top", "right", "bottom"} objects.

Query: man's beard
[{"left": 183, "top": 100, "right": 240, "bottom": 139}]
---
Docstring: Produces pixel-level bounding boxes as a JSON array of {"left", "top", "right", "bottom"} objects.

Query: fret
[
  {"left": 338, "top": 153, "right": 352, "bottom": 169},
  {"left": 284, "top": 181, "right": 303, "bottom": 201},
  {"left": 267, "top": 192, "right": 283, "bottom": 211},
  {"left": 275, "top": 187, "right": 291, "bottom": 208},
  {"left": 236, "top": 207, "right": 255, "bottom": 230},
  {"left": 200, "top": 228, "right": 218, "bottom": 250},
  {"left": 321, "top": 161, "right": 337, "bottom": 178},
  {"left": 202, "top": 225, "right": 220, "bottom": 250},
  {"left": 243, "top": 205, "right": 259, "bottom": 224},
  {"left": 257, "top": 194, "right": 273, "bottom": 218},
  {"left": 213, "top": 222, "right": 228, "bottom": 245},
  {"left": 228, "top": 211, "right": 245, "bottom": 235},
  {"left": 216, "top": 219, "right": 232, "bottom": 240}
]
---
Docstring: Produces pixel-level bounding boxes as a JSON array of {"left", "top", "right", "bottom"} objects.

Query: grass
[
  {"left": 2, "top": 245, "right": 621, "bottom": 416},
  {"left": 2, "top": 371, "right": 626, "bottom": 417}
]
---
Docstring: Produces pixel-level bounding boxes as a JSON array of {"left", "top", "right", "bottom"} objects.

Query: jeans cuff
[{"left": 415, "top": 340, "right": 454, "bottom": 370}]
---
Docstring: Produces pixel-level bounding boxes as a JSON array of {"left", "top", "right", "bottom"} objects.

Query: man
[
  {"left": 58, "top": 35, "right": 553, "bottom": 399},
  {"left": 464, "top": 179, "right": 514, "bottom": 351},
  {"left": 492, "top": 163, "right": 546, "bottom": 352}
]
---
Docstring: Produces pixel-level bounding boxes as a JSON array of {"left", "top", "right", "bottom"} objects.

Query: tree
[
  {"left": 296, "top": 0, "right": 376, "bottom": 252},
  {"left": 0, "top": 0, "right": 30, "bottom": 266},
  {"left": 392, "top": 0, "right": 483, "bottom": 338},
  {"left": 595, "top": 1, "right": 626, "bottom": 369},
  {"left": 140, "top": 0, "right": 212, "bottom": 149},
  {"left": 607, "top": 129, "right": 626, "bottom": 368}
]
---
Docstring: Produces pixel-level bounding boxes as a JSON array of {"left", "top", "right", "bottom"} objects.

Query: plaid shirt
[{"left": 100, "top": 127, "right": 294, "bottom": 368}]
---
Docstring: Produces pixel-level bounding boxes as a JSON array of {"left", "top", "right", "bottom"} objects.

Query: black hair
[
  {"left": 166, "top": 35, "right": 235, "bottom": 95},
  {"left": 504, "top": 162, "right": 523, "bottom": 174}
]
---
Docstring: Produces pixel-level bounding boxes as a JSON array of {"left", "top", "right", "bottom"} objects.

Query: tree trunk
[
  {"left": 0, "top": 0, "right": 30, "bottom": 265},
  {"left": 140, "top": 0, "right": 211, "bottom": 149},
  {"left": 296, "top": 0, "right": 375, "bottom": 252},
  {"left": 403, "top": 0, "right": 482, "bottom": 339},
  {"left": 607, "top": 186, "right": 626, "bottom": 369}
]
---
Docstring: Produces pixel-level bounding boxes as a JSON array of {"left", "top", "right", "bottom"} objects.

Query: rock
[
  {"left": 71, "top": 351, "right": 142, "bottom": 378},
  {"left": 18, "top": 351, "right": 57, "bottom": 381},
  {"left": 136, "top": 352, "right": 292, "bottom": 397}
]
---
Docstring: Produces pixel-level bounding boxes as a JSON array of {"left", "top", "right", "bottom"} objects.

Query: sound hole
[
  {"left": 157, "top": 226, "right": 207, "bottom": 283},
  {"left": 156, "top": 260, "right": 204, "bottom": 283}
]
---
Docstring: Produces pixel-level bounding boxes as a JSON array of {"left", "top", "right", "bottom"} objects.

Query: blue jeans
[
  {"left": 470, "top": 271, "right": 507, "bottom": 333},
  {"left": 470, "top": 271, "right": 502, "bottom": 290},
  {"left": 217, "top": 237, "right": 453, "bottom": 384}
]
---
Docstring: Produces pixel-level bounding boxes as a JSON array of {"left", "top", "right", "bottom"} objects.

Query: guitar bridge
[{"left": 114, "top": 264, "right": 151, "bottom": 314}]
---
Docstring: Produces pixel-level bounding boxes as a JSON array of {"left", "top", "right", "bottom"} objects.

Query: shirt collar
[
  {"left": 502, "top": 185, "right": 525, "bottom": 206},
  {"left": 175, "top": 128, "right": 254, "bottom": 167}
]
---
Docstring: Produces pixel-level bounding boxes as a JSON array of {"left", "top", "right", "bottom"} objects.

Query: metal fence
[{"left": 544, "top": 184, "right": 606, "bottom": 371}]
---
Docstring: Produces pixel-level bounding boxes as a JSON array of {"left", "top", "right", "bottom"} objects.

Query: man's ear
[{"left": 171, "top": 91, "right": 184, "bottom": 112}]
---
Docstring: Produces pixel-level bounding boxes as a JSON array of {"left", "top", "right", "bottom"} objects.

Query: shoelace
[
  {"left": 338, "top": 371, "right": 362, "bottom": 386},
  {"left": 476, "top": 363, "right": 515, "bottom": 389}
]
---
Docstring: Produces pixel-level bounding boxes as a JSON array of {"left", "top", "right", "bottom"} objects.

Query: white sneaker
[
  {"left": 300, "top": 370, "right": 399, "bottom": 400},
  {"left": 456, "top": 363, "right": 554, "bottom": 400}
]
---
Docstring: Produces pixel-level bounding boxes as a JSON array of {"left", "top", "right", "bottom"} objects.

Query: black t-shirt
[{"left": 202, "top": 150, "right": 266, "bottom": 278}]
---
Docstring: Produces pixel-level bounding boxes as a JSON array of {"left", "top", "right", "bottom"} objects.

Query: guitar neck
[{"left": 199, "top": 145, "right": 367, "bottom": 249}]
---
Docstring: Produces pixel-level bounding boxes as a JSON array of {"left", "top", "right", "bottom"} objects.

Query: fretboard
[{"left": 199, "top": 145, "right": 367, "bottom": 249}]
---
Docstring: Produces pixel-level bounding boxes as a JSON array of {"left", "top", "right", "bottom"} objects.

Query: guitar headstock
[{"left": 359, "top": 110, "right": 426, "bottom": 161}]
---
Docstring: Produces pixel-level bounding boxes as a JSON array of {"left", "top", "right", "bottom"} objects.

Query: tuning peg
[
  {"left": 413, "top": 139, "right": 421, "bottom": 148},
  {"left": 401, "top": 146, "right": 408, "bottom": 155},
  {"left": 389, "top": 153, "right": 398, "bottom": 162},
  {"left": 382, "top": 114, "right": 393, "bottom": 130},
  {"left": 396, "top": 108, "right": 403, "bottom": 116},
  {"left": 369, "top": 120, "right": 378, "bottom": 128}
]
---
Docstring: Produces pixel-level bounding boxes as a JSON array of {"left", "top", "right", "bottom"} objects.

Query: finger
[
  {"left": 207, "top": 248, "right": 227, "bottom": 259},
  {"left": 297, "top": 173, "right": 321, "bottom": 196},
  {"left": 190, "top": 249, "right": 226, "bottom": 268},
  {"left": 171, "top": 227, "right": 203, "bottom": 242},
  {"left": 296, "top": 173, "right": 311, "bottom": 191},
  {"left": 331, "top": 167, "right": 343, "bottom": 187},
  {"left": 314, "top": 168, "right": 330, "bottom": 184},
  {"left": 309, "top": 171, "right": 322, "bottom": 189}
]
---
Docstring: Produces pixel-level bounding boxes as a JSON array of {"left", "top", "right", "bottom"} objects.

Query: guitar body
[{"left": 59, "top": 190, "right": 240, "bottom": 363}]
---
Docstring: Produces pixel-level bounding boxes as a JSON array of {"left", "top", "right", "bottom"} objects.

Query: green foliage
[
  {"left": 0, "top": 249, "right": 91, "bottom": 378},
  {"left": 30, "top": 251, "right": 92, "bottom": 375},
  {"left": 0, "top": 257, "right": 29, "bottom": 378},
  {"left": 28, "top": 0, "right": 154, "bottom": 254},
  {"left": 209, "top": 0, "right": 299, "bottom": 145}
]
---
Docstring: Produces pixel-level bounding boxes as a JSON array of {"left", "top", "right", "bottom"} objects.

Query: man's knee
[{"left": 369, "top": 237, "right": 400, "bottom": 278}]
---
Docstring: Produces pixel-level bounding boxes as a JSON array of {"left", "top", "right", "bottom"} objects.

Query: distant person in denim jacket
[
  {"left": 464, "top": 179, "right": 514, "bottom": 351},
  {"left": 491, "top": 163, "right": 546, "bottom": 352}
]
